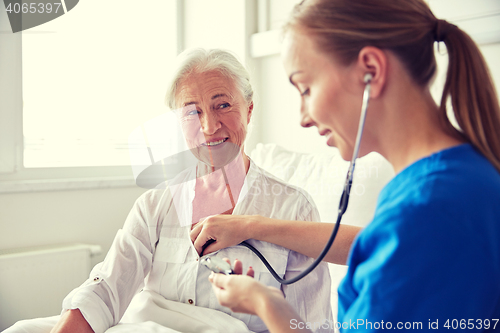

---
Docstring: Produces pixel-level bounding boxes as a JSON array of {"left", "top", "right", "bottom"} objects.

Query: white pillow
[{"left": 250, "top": 143, "right": 395, "bottom": 226}]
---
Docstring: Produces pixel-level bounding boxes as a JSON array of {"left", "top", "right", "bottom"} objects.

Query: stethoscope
[{"left": 202, "top": 73, "right": 373, "bottom": 284}]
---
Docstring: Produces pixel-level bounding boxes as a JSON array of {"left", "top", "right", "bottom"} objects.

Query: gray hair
[{"left": 165, "top": 48, "right": 254, "bottom": 109}]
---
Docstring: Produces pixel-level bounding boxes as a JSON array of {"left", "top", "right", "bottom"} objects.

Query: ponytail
[
  {"left": 286, "top": 0, "right": 500, "bottom": 172},
  {"left": 439, "top": 23, "right": 500, "bottom": 171}
]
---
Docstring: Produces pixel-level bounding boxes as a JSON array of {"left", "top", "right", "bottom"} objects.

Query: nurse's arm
[{"left": 191, "top": 215, "right": 360, "bottom": 265}]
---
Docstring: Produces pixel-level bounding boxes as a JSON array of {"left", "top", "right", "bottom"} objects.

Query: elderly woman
[{"left": 5, "top": 49, "right": 341, "bottom": 333}]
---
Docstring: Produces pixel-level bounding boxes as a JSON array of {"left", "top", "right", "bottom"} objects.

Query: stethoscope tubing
[{"left": 240, "top": 76, "right": 373, "bottom": 284}]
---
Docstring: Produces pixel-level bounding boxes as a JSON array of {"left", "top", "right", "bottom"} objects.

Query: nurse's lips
[
  {"left": 319, "top": 129, "right": 331, "bottom": 138},
  {"left": 319, "top": 129, "right": 333, "bottom": 145}
]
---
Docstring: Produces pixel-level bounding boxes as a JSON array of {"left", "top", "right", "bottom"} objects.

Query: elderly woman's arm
[
  {"left": 191, "top": 215, "right": 360, "bottom": 265},
  {"left": 50, "top": 310, "right": 94, "bottom": 333},
  {"left": 50, "top": 192, "right": 158, "bottom": 333},
  {"left": 209, "top": 273, "right": 311, "bottom": 333}
]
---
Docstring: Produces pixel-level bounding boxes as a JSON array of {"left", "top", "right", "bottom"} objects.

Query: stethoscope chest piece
[{"left": 200, "top": 256, "right": 233, "bottom": 275}]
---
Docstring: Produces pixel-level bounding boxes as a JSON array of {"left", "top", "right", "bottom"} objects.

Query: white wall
[
  {"left": 183, "top": 0, "right": 247, "bottom": 57},
  {"left": 251, "top": 0, "right": 500, "bottom": 154},
  {"left": 255, "top": 54, "right": 333, "bottom": 154},
  {"left": 0, "top": 188, "right": 146, "bottom": 266}
]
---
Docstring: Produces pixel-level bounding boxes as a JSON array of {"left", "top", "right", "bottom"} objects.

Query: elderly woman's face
[{"left": 175, "top": 70, "right": 252, "bottom": 167}]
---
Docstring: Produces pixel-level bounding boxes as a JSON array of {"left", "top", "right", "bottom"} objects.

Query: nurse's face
[
  {"left": 281, "top": 30, "right": 366, "bottom": 160},
  {"left": 175, "top": 70, "right": 253, "bottom": 167}
]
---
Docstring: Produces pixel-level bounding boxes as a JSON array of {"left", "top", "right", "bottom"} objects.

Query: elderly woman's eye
[
  {"left": 187, "top": 109, "right": 200, "bottom": 116},
  {"left": 218, "top": 103, "right": 230, "bottom": 109}
]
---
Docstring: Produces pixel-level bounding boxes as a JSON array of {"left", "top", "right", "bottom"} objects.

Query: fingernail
[{"left": 249, "top": 266, "right": 253, "bottom": 269}]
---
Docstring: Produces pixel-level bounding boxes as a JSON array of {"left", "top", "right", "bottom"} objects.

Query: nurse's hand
[
  {"left": 191, "top": 215, "right": 258, "bottom": 256},
  {"left": 209, "top": 259, "right": 282, "bottom": 315},
  {"left": 210, "top": 259, "right": 311, "bottom": 333}
]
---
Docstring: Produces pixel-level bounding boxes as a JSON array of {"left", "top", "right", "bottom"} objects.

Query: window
[
  {"left": 0, "top": 0, "right": 181, "bottom": 191},
  {"left": 23, "top": 0, "right": 178, "bottom": 167}
]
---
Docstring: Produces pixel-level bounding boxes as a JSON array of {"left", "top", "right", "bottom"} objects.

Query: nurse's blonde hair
[{"left": 286, "top": 0, "right": 500, "bottom": 172}]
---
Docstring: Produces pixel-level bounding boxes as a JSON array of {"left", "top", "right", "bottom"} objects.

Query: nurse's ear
[{"left": 357, "top": 46, "right": 387, "bottom": 98}]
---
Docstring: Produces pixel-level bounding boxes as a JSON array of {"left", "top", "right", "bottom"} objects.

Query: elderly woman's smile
[
  {"left": 175, "top": 70, "right": 253, "bottom": 169},
  {"left": 203, "top": 138, "right": 229, "bottom": 146}
]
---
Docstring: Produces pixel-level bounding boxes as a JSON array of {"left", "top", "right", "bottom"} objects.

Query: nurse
[{"left": 193, "top": 0, "right": 500, "bottom": 329}]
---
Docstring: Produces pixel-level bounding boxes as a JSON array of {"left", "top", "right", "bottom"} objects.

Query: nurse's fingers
[
  {"left": 190, "top": 218, "right": 205, "bottom": 244},
  {"left": 190, "top": 219, "right": 208, "bottom": 255},
  {"left": 210, "top": 274, "right": 232, "bottom": 308},
  {"left": 191, "top": 216, "right": 224, "bottom": 256},
  {"left": 193, "top": 233, "right": 219, "bottom": 256},
  {"left": 190, "top": 215, "right": 248, "bottom": 256},
  {"left": 209, "top": 272, "right": 262, "bottom": 315},
  {"left": 209, "top": 271, "right": 228, "bottom": 289}
]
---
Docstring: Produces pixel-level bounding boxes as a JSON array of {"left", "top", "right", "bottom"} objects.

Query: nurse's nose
[
  {"left": 200, "top": 112, "right": 221, "bottom": 135},
  {"left": 300, "top": 105, "right": 315, "bottom": 128}
]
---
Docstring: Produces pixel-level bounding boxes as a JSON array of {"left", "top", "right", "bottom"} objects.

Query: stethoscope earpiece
[{"left": 364, "top": 73, "right": 373, "bottom": 84}]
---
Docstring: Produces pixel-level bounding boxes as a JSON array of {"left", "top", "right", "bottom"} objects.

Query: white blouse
[{"left": 63, "top": 159, "right": 333, "bottom": 333}]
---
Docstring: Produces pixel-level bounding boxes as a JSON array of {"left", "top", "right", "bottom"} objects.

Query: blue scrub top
[{"left": 338, "top": 144, "right": 500, "bottom": 331}]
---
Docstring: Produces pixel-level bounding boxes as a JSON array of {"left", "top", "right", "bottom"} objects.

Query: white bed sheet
[{"left": 4, "top": 290, "right": 254, "bottom": 333}]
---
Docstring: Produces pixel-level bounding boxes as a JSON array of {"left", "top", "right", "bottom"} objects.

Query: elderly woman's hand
[{"left": 190, "top": 215, "right": 259, "bottom": 256}]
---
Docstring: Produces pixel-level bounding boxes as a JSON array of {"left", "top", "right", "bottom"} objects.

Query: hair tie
[{"left": 434, "top": 19, "right": 456, "bottom": 42}]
